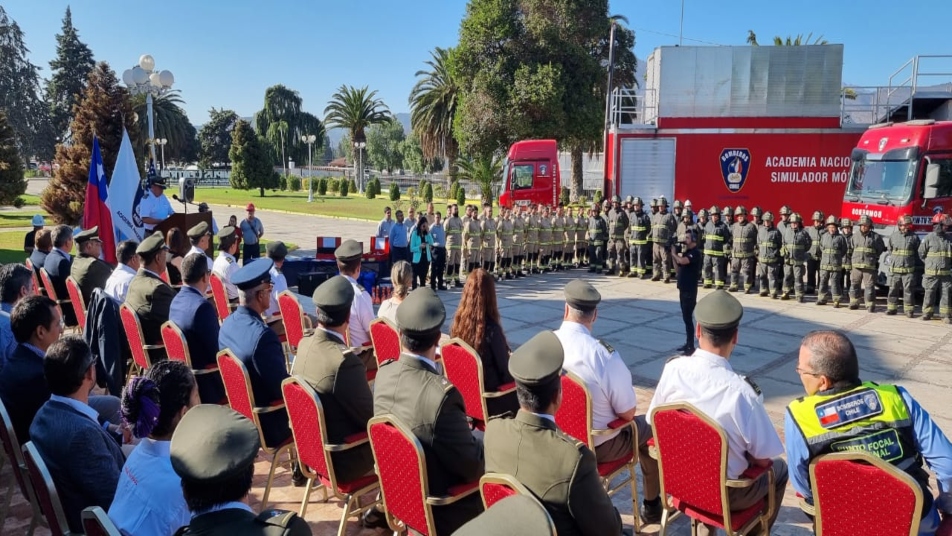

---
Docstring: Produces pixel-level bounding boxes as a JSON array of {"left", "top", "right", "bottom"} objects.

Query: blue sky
[{"left": 7, "top": 0, "right": 951, "bottom": 125}]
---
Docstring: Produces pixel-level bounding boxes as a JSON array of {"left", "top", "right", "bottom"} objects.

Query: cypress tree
[
  {"left": 45, "top": 7, "right": 95, "bottom": 148},
  {"left": 0, "top": 111, "right": 27, "bottom": 207}
]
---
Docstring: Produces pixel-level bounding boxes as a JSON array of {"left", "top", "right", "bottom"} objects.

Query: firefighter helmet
[
  {"left": 682, "top": 209, "right": 693, "bottom": 220},
  {"left": 673, "top": 199, "right": 683, "bottom": 209},
  {"left": 632, "top": 196, "right": 643, "bottom": 206},
  {"left": 684, "top": 199, "right": 693, "bottom": 209},
  {"left": 899, "top": 215, "right": 913, "bottom": 225},
  {"left": 932, "top": 212, "right": 951, "bottom": 225},
  {"left": 611, "top": 195, "right": 621, "bottom": 203},
  {"left": 789, "top": 213, "right": 803, "bottom": 224},
  {"left": 841, "top": 218, "right": 853, "bottom": 228},
  {"left": 709, "top": 205, "right": 720, "bottom": 215},
  {"left": 658, "top": 196, "right": 669, "bottom": 206},
  {"left": 858, "top": 215, "right": 873, "bottom": 227},
  {"left": 722, "top": 206, "right": 732, "bottom": 217},
  {"left": 751, "top": 206, "right": 762, "bottom": 217},
  {"left": 812, "top": 210, "right": 824, "bottom": 222},
  {"left": 825, "top": 215, "right": 839, "bottom": 226},
  {"left": 650, "top": 198, "right": 658, "bottom": 208},
  {"left": 625, "top": 195, "right": 634, "bottom": 204},
  {"left": 779, "top": 205, "right": 791, "bottom": 216},
  {"left": 698, "top": 209, "right": 709, "bottom": 218},
  {"left": 734, "top": 206, "right": 747, "bottom": 216},
  {"left": 762, "top": 211, "right": 774, "bottom": 222}
]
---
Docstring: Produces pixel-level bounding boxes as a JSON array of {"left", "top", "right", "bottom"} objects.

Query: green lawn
[
  {"left": 0, "top": 231, "right": 30, "bottom": 264},
  {"left": 0, "top": 212, "right": 43, "bottom": 229}
]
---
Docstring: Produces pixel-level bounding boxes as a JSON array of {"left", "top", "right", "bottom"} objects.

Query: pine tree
[
  {"left": 41, "top": 62, "right": 139, "bottom": 224},
  {"left": 0, "top": 6, "right": 48, "bottom": 162},
  {"left": 0, "top": 111, "right": 27, "bottom": 207},
  {"left": 229, "top": 120, "right": 277, "bottom": 196},
  {"left": 45, "top": 7, "right": 94, "bottom": 149}
]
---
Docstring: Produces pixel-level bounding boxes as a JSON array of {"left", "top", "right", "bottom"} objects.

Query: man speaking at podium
[{"left": 139, "top": 177, "right": 174, "bottom": 232}]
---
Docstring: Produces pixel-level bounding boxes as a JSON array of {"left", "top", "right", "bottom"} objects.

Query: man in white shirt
[
  {"left": 377, "top": 206, "right": 394, "bottom": 238},
  {"left": 334, "top": 239, "right": 376, "bottom": 371},
  {"left": 648, "top": 290, "right": 788, "bottom": 536},
  {"left": 186, "top": 221, "right": 214, "bottom": 271},
  {"left": 264, "top": 241, "right": 290, "bottom": 338},
  {"left": 103, "top": 240, "right": 140, "bottom": 302},
  {"left": 211, "top": 226, "right": 240, "bottom": 302},
  {"left": 138, "top": 178, "right": 175, "bottom": 232},
  {"left": 554, "top": 279, "right": 660, "bottom": 523}
]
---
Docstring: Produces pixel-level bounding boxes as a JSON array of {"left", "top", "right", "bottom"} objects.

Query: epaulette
[
  {"left": 487, "top": 411, "right": 514, "bottom": 422},
  {"left": 598, "top": 339, "right": 614, "bottom": 354},
  {"left": 255, "top": 509, "right": 298, "bottom": 528},
  {"left": 743, "top": 375, "right": 762, "bottom": 396},
  {"left": 440, "top": 375, "right": 454, "bottom": 392}
]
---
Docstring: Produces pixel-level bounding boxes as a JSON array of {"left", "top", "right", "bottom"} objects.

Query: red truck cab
[{"left": 499, "top": 139, "right": 560, "bottom": 208}]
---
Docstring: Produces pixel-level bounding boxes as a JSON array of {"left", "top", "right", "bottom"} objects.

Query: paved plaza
[{"left": 3, "top": 196, "right": 950, "bottom": 535}]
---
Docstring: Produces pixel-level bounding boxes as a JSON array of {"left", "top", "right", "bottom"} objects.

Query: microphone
[{"left": 172, "top": 194, "right": 184, "bottom": 204}]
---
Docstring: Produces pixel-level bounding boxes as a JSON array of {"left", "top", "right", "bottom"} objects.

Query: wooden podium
[{"left": 154, "top": 211, "right": 213, "bottom": 256}]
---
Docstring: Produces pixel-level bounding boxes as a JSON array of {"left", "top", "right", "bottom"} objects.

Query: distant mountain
[{"left": 325, "top": 112, "right": 410, "bottom": 146}]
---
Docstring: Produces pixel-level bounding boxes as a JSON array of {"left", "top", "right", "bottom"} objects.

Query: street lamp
[
  {"left": 156, "top": 138, "right": 168, "bottom": 170},
  {"left": 354, "top": 141, "right": 367, "bottom": 193},
  {"left": 122, "top": 55, "right": 174, "bottom": 163},
  {"left": 302, "top": 134, "right": 317, "bottom": 202}
]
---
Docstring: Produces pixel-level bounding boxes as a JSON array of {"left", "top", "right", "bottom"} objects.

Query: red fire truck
[{"left": 499, "top": 139, "right": 560, "bottom": 209}]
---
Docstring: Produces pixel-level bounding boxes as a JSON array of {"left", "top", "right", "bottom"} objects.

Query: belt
[{"left": 924, "top": 269, "right": 952, "bottom": 276}]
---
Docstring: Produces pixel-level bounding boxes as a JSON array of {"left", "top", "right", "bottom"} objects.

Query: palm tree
[
  {"left": 746, "top": 30, "right": 828, "bottom": 46},
  {"left": 324, "top": 85, "right": 391, "bottom": 190},
  {"left": 131, "top": 90, "right": 192, "bottom": 166},
  {"left": 456, "top": 152, "right": 503, "bottom": 205},
  {"left": 409, "top": 47, "right": 459, "bottom": 182}
]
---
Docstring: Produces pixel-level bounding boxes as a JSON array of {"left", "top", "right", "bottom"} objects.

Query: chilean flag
[
  {"left": 84, "top": 137, "right": 117, "bottom": 264},
  {"left": 819, "top": 405, "right": 840, "bottom": 427}
]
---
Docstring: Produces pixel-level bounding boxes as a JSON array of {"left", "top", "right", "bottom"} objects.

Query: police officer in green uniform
[
  {"left": 886, "top": 215, "right": 921, "bottom": 317},
  {"left": 70, "top": 226, "right": 113, "bottom": 304},
  {"left": 784, "top": 330, "right": 952, "bottom": 532},
  {"left": 485, "top": 331, "right": 630, "bottom": 536},
  {"left": 170, "top": 405, "right": 311, "bottom": 535},
  {"left": 373, "top": 287, "right": 484, "bottom": 534},
  {"left": 126, "top": 232, "right": 176, "bottom": 362}
]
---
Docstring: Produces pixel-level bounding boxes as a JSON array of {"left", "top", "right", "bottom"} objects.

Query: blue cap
[{"left": 231, "top": 258, "right": 274, "bottom": 290}]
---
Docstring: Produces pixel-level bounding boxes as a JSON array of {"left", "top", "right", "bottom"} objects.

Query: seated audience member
[
  {"left": 648, "top": 291, "right": 787, "bottom": 536},
  {"left": 125, "top": 232, "right": 176, "bottom": 362},
  {"left": 24, "top": 214, "right": 44, "bottom": 254},
  {"left": 374, "top": 287, "right": 485, "bottom": 534},
  {"left": 453, "top": 495, "right": 558, "bottom": 536},
  {"left": 0, "top": 264, "right": 35, "bottom": 367},
  {"left": 103, "top": 240, "right": 140, "bottom": 302},
  {"left": 70, "top": 226, "right": 113, "bottom": 305},
  {"left": 376, "top": 260, "right": 412, "bottom": 326},
  {"left": 29, "top": 336, "right": 125, "bottom": 533},
  {"left": 109, "top": 361, "right": 200, "bottom": 535},
  {"left": 449, "top": 268, "right": 518, "bottom": 416},
  {"left": 212, "top": 226, "right": 240, "bottom": 302},
  {"left": 291, "top": 275, "right": 387, "bottom": 529},
  {"left": 169, "top": 253, "right": 224, "bottom": 403},
  {"left": 264, "top": 240, "right": 289, "bottom": 335},
  {"left": 187, "top": 221, "right": 214, "bottom": 271},
  {"left": 43, "top": 224, "right": 77, "bottom": 325},
  {"left": 335, "top": 240, "right": 376, "bottom": 369},
  {"left": 166, "top": 227, "right": 188, "bottom": 286},
  {"left": 786, "top": 330, "right": 952, "bottom": 533},
  {"left": 170, "top": 405, "right": 312, "bottom": 535},
  {"left": 29, "top": 228, "right": 53, "bottom": 281},
  {"left": 485, "top": 331, "right": 628, "bottom": 536}
]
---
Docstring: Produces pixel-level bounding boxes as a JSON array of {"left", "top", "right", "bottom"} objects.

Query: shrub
[
  {"left": 434, "top": 184, "right": 446, "bottom": 200},
  {"left": 327, "top": 178, "right": 340, "bottom": 193},
  {"left": 418, "top": 178, "right": 427, "bottom": 192},
  {"left": 578, "top": 194, "right": 588, "bottom": 207},
  {"left": 423, "top": 182, "right": 434, "bottom": 203},
  {"left": 449, "top": 180, "right": 459, "bottom": 199},
  {"left": 593, "top": 189, "right": 603, "bottom": 205},
  {"left": 365, "top": 184, "right": 376, "bottom": 199},
  {"left": 455, "top": 187, "right": 466, "bottom": 208},
  {"left": 560, "top": 187, "right": 570, "bottom": 207},
  {"left": 288, "top": 176, "right": 302, "bottom": 191},
  {"left": 340, "top": 179, "right": 349, "bottom": 196},
  {"left": 389, "top": 182, "right": 401, "bottom": 201},
  {"left": 349, "top": 178, "right": 358, "bottom": 193},
  {"left": 278, "top": 175, "right": 287, "bottom": 191},
  {"left": 316, "top": 178, "right": 327, "bottom": 195}
]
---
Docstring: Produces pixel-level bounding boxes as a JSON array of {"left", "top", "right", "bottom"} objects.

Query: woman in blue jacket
[{"left": 410, "top": 215, "right": 434, "bottom": 289}]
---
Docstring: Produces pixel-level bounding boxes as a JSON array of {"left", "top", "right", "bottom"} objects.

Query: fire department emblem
[
  {"left": 878, "top": 137, "right": 889, "bottom": 151},
  {"left": 539, "top": 164, "right": 548, "bottom": 176},
  {"left": 719, "top": 149, "right": 751, "bottom": 193}
]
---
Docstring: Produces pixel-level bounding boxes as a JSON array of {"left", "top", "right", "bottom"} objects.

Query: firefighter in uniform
[
  {"left": 816, "top": 216, "right": 848, "bottom": 307},
  {"left": 840, "top": 218, "right": 854, "bottom": 300},
  {"left": 587, "top": 204, "right": 609, "bottom": 274},
  {"left": 776, "top": 205, "right": 792, "bottom": 235},
  {"left": 782, "top": 213, "right": 812, "bottom": 302},
  {"left": 695, "top": 209, "right": 709, "bottom": 282},
  {"left": 552, "top": 205, "right": 565, "bottom": 271},
  {"left": 919, "top": 213, "right": 952, "bottom": 323},
  {"left": 575, "top": 206, "right": 589, "bottom": 267},
  {"left": 563, "top": 206, "right": 576, "bottom": 268},
  {"left": 702, "top": 206, "right": 730, "bottom": 289},
  {"left": 672, "top": 199, "right": 684, "bottom": 221},
  {"left": 463, "top": 205, "right": 482, "bottom": 275},
  {"left": 785, "top": 330, "right": 952, "bottom": 533},
  {"left": 886, "top": 215, "right": 920, "bottom": 317},
  {"left": 757, "top": 211, "right": 784, "bottom": 298},
  {"left": 806, "top": 211, "right": 825, "bottom": 294},
  {"left": 649, "top": 198, "right": 659, "bottom": 216},
  {"left": 848, "top": 215, "right": 885, "bottom": 311},
  {"left": 480, "top": 204, "right": 498, "bottom": 276},
  {"left": 627, "top": 197, "right": 651, "bottom": 278},
  {"left": 444, "top": 204, "right": 464, "bottom": 288},
  {"left": 651, "top": 198, "right": 676, "bottom": 283},
  {"left": 525, "top": 205, "right": 540, "bottom": 274},
  {"left": 497, "top": 207, "right": 515, "bottom": 279},
  {"left": 662, "top": 198, "right": 679, "bottom": 280},
  {"left": 511, "top": 205, "right": 527, "bottom": 277},
  {"left": 606, "top": 195, "right": 629, "bottom": 276},
  {"left": 537, "top": 205, "right": 553, "bottom": 272},
  {"left": 729, "top": 206, "right": 758, "bottom": 293},
  {"left": 750, "top": 206, "right": 763, "bottom": 228}
]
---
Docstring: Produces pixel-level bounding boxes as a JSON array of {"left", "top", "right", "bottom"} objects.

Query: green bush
[
  {"left": 418, "top": 178, "right": 427, "bottom": 193},
  {"left": 578, "top": 195, "right": 588, "bottom": 207},
  {"left": 288, "top": 176, "right": 302, "bottom": 191},
  {"left": 278, "top": 175, "right": 288, "bottom": 191},
  {"left": 456, "top": 187, "right": 466, "bottom": 208},
  {"left": 389, "top": 182, "right": 401, "bottom": 201},
  {"left": 423, "top": 182, "right": 434, "bottom": 203},
  {"left": 449, "top": 180, "right": 459, "bottom": 199},
  {"left": 327, "top": 178, "right": 340, "bottom": 193},
  {"left": 349, "top": 178, "right": 358, "bottom": 193},
  {"left": 593, "top": 189, "right": 603, "bottom": 205},
  {"left": 365, "top": 184, "right": 376, "bottom": 199},
  {"left": 340, "top": 179, "right": 349, "bottom": 196},
  {"left": 317, "top": 178, "right": 327, "bottom": 195},
  {"left": 560, "top": 187, "right": 570, "bottom": 207},
  {"left": 434, "top": 184, "right": 446, "bottom": 200}
]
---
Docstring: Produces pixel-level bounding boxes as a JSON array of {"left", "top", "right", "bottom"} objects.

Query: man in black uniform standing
[{"left": 672, "top": 229, "right": 702, "bottom": 354}]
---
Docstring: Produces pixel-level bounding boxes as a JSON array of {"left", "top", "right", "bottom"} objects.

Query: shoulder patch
[
  {"left": 226, "top": 257, "right": 234, "bottom": 264},
  {"left": 255, "top": 509, "right": 297, "bottom": 528},
  {"left": 598, "top": 339, "right": 614, "bottom": 353},
  {"left": 743, "top": 375, "right": 762, "bottom": 396}
]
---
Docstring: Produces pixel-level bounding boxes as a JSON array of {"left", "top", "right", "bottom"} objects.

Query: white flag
[{"left": 108, "top": 129, "right": 146, "bottom": 243}]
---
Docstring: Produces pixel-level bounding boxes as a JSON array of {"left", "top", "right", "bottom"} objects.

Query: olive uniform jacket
[
  {"left": 176, "top": 508, "right": 311, "bottom": 536},
  {"left": 125, "top": 269, "right": 176, "bottom": 362},
  {"left": 291, "top": 328, "right": 375, "bottom": 483},
  {"left": 70, "top": 253, "right": 113, "bottom": 305},
  {"left": 485, "top": 411, "right": 623, "bottom": 536}
]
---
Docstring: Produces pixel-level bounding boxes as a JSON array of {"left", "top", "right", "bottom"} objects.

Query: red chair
[
  {"left": 24, "top": 258, "right": 43, "bottom": 296},
  {"left": 119, "top": 304, "right": 163, "bottom": 379},
  {"left": 277, "top": 291, "right": 313, "bottom": 353},
  {"left": 39, "top": 268, "right": 73, "bottom": 328},
  {"left": 368, "top": 415, "right": 480, "bottom": 536},
  {"left": 439, "top": 339, "right": 516, "bottom": 430},
  {"left": 650, "top": 403, "right": 775, "bottom": 536},
  {"left": 21, "top": 442, "right": 73, "bottom": 536},
  {"left": 160, "top": 320, "right": 221, "bottom": 378},
  {"left": 80, "top": 506, "right": 122, "bottom": 536},
  {"left": 281, "top": 378, "right": 380, "bottom": 533},
  {"left": 810, "top": 452, "right": 923, "bottom": 536},
  {"left": 64, "top": 277, "right": 87, "bottom": 332},
  {"left": 554, "top": 370, "right": 641, "bottom": 532},
  {"left": 0, "top": 400, "right": 42, "bottom": 535},
  {"left": 478, "top": 473, "right": 534, "bottom": 510},
  {"left": 217, "top": 350, "right": 295, "bottom": 511},
  {"left": 369, "top": 318, "right": 400, "bottom": 368},
  {"left": 209, "top": 273, "right": 235, "bottom": 323}
]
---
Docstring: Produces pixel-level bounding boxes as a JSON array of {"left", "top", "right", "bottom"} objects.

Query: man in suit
[
  {"left": 0, "top": 264, "right": 34, "bottom": 367},
  {"left": 218, "top": 258, "right": 304, "bottom": 486},
  {"left": 29, "top": 336, "right": 126, "bottom": 533},
  {"left": 43, "top": 224, "right": 76, "bottom": 325},
  {"left": 485, "top": 331, "right": 628, "bottom": 536},
  {"left": 170, "top": 253, "right": 224, "bottom": 403},
  {"left": 170, "top": 405, "right": 311, "bottom": 535},
  {"left": 373, "top": 287, "right": 485, "bottom": 534},
  {"left": 291, "top": 276, "right": 387, "bottom": 530},
  {"left": 28, "top": 228, "right": 52, "bottom": 282},
  {"left": 70, "top": 226, "right": 113, "bottom": 305},
  {"left": 125, "top": 232, "right": 176, "bottom": 363}
]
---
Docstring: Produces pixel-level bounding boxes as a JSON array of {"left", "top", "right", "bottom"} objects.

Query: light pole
[
  {"left": 354, "top": 141, "right": 366, "bottom": 192},
  {"left": 156, "top": 138, "right": 168, "bottom": 169},
  {"left": 302, "top": 134, "right": 316, "bottom": 202},
  {"left": 122, "top": 55, "right": 174, "bottom": 164}
]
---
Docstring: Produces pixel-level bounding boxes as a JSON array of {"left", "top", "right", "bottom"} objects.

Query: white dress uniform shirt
[
  {"left": 188, "top": 244, "right": 214, "bottom": 271},
  {"left": 265, "top": 265, "right": 288, "bottom": 318},
  {"left": 103, "top": 263, "right": 137, "bottom": 302},
  {"left": 138, "top": 191, "right": 175, "bottom": 231},
  {"left": 212, "top": 251, "right": 239, "bottom": 300},
  {"left": 108, "top": 438, "right": 190, "bottom": 536},
  {"left": 647, "top": 349, "right": 784, "bottom": 479},
  {"left": 555, "top": 320, "right": 637, "bottom": 446},
  {"left": 343, "top": 274, "right": 373, "bottom": 347}
]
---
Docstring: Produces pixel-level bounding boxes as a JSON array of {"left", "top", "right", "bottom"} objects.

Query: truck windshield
[
  {"left": 846, "top": 158, "right": 917, "bottom": 203},
  {"left": 510, "top": 164, "right": 534, "bottom": 190}
]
